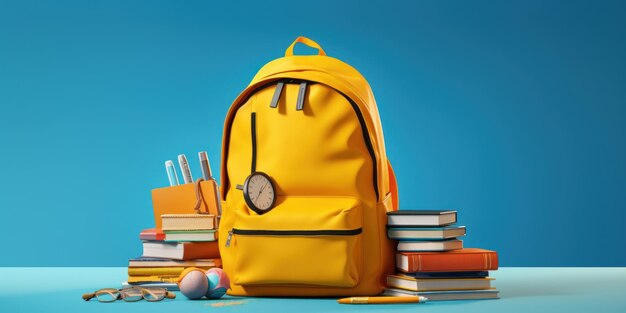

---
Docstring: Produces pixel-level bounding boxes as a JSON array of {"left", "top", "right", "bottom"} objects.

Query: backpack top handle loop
[{"left": 285, "top": 36, "right": 326, "bottom": 57}]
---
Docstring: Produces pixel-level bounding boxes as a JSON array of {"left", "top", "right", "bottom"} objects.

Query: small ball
[
  {"left": 178, "top": 269, "right": 209, "bottom": 300},
  {"left": 205, "top": 268, "right": 230, "bottom": 299}
]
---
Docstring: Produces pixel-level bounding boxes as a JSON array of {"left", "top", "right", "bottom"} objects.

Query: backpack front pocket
[{"left": 227, "top": 196, "right": 363, "bottom": 287}]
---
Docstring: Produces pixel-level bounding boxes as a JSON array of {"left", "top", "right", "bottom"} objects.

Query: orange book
[
  {"left": 142, "top": 241, "right": 220, "bottom": 260},
  {"left": 396, "top": 248, "right": 498, "bottom": 273},
  {"left": 140, "top": 228, "right": 165, "bottom": 241}
]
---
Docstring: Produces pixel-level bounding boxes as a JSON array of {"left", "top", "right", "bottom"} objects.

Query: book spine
[
  {"left": 408, "top": 252, "right": 498, "bottom": 272},
  {"left": 182, "top": 241, "right": 221, "bottom": 260}
]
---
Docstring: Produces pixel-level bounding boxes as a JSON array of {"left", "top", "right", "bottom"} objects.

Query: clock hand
[{"left": 257, "top": 183, "right": 267, "bottom": 199}]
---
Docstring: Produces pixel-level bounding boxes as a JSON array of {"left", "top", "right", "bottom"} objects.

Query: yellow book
[
  {"left": 128, "top": 258, "right": 221, "bottom": 268},
  {"left": 128, "top": 266, "right": 214, "bottom": 276},
  {"left": 127, "top": 275, "right": 180, "bottom": 283},
  {"left": 160, "top": 214, "right": 216, "bottom": 230}
]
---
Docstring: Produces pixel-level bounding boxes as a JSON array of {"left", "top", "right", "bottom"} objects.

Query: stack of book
[
  {"left": 384, "top": 210, "right": 499, "bottom": 300},
  {"left": 123, "top": 214, "right": 221, "bottom": 290}
]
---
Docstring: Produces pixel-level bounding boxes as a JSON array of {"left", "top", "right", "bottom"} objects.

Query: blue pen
[{"left": 165, "top": 160, "right": 179, "bottom": 186}]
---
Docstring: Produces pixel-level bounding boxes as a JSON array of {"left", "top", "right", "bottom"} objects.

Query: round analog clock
[{"left": 243, "top": 172, "right": 276, "bottom": 215}]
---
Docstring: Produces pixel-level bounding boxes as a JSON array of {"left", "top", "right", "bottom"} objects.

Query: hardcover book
[
  {"left": 142, "top": 241, "right": 220, "bottom": 260},
  {"left": 383, "top": 287, "right": 500, "bottom": 301},
  {"left": 160, "top": 214, "right": 216, "bottom": 231},
  {"left": 127, "top": 275, "right": 179, "bottom": 283},
  {"left": 396, "top": 248, "right": 498, "bottom": 272},
  {"left": 128, "top": 257, "right": 221, "bottom": 268},
  {"left": 127, "top": 266, "right": 214, "bottom": 276},
  {"left": 400, "top": 271, "right": 489, "bottom": 279},
  {"left": 387, "top": 226, "right": 466, "bottom": 240},
  {"left": 397, "top": 239, "right": 463, "bottom": 252},
  {"left": 387, "top": 210, "right": 457, "bottom": 227},
  {"left": 140, "top": 228, "right": 165, "bottom": 241},
  {"left": 122, "top": 281, "right": 179, "bottom": 291},
  {"left": 387, "top": 274, "right": 494, "bottom": 291},
  {"left": 164, "top": 230, "right": 217, "bottom": 242}
]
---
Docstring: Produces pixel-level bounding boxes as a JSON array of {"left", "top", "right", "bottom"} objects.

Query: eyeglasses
[{"left": 82, "top": 287, "right": 176, "bottom": 302}]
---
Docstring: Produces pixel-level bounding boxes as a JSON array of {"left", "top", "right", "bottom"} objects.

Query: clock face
[{"left": 243, "top": 172, "right": 276, "bottom": 215}]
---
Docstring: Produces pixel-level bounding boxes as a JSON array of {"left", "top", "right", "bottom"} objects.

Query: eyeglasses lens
[
  {"left": 142, "top": 288, "right": 166, "bottom": 301},
  {"left": 95, "top": 289, "right": 119, "bottom": 302},
  {"left": 121, "top": 288, "right": 143, "bottom": 302}
]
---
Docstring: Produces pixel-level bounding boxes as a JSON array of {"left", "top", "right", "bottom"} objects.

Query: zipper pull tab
[
  {"left": 225, "top": 230, "right": 234, "bottom": 247},
  {"left": 270, "top": 81, "right": 284, "bottom": 108},
  {"left": 296, "top": 81, "right": 307, "bottom": 111}
]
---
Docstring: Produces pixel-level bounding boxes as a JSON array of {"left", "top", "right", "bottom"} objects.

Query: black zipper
[
  {"left": 229, "top": 78, "right": 379, "bottom": 200},
  {"left": 250, "top": 112, "right": 257, "bottom": 173},
  {"left": 225, "top": 227, "right": 362, "bottom": 247},
  {"left": 233, "top": 228, "right": 362, "bottom": 236},
  {"left": 339, "top": 89, "right": 379, "bottom": 201}
]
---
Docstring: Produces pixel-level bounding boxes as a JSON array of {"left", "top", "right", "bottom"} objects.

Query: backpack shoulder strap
[{"left": 387, "top": 160, "right": 399, "bottom": 211}]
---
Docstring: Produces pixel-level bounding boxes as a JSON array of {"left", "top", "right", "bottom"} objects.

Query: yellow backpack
[{"left": 218, "top": 37, "right": 399, "bottom": 296}]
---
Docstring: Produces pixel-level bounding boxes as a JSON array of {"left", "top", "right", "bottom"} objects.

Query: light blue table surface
[{"left": 1, "top": 267, "right": 625, "bottom": 313}]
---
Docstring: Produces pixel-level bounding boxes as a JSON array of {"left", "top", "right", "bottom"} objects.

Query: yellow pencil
[{"left": 337, "top": 296, "right": 428, "bottom": 304}]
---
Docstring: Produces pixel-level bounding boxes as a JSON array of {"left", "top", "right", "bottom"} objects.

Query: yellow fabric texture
[{"left": 218, "top": 37, "right": 397, "bottom": 296}]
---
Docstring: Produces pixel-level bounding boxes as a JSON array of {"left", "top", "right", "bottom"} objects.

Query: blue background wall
[{"left": 0, "top": 0, "right": 624, "bottom": 266}]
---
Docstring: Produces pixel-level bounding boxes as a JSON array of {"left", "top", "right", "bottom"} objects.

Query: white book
[
  {"left": 397, "top": 239, "right": 463, "bottom": 252},
  {"left": 383, "top": 288, "right": 500, "bottom": 301},
  {"left": 387, "top": 210, "right": 457, "bottom": 227},
  {"left": 122, "top": 281, "right": 179, "bottom": 291},
  {"left": 387, "top": 274, "right": 494, "bottom": 291}
]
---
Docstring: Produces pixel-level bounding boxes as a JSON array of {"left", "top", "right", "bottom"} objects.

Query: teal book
[{"left": 163, "top": 230, "right": 217, "bottom": 242}]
